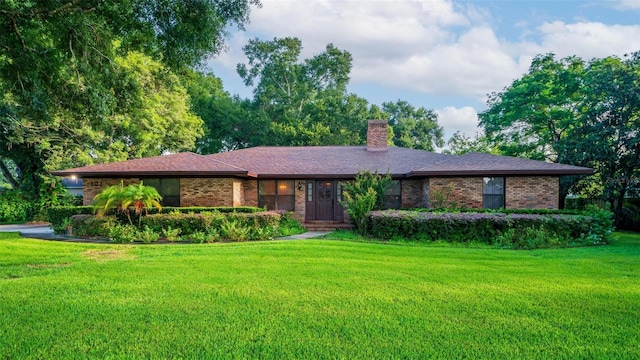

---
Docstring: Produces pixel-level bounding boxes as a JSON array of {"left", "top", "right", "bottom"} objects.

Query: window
[
  {"left": 384, "top": 181, "right": 402, "bottom": 209},
  {"left": 483, "top": 177, "right": 504, "bottom": 209},
  {"left": 145, "top": 178, "right": 180, "bottom": 207},
  {"left": 259, "top": 180, "right": 295, "bottom": 211}
]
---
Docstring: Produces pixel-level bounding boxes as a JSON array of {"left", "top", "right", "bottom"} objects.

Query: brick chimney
[{"left": 367, "top": 120, "right": 388, "bottom": 152}]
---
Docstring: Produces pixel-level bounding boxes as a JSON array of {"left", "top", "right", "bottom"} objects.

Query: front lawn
[{"left": 1, "top": 232, "right": 639, "bottom": 359}]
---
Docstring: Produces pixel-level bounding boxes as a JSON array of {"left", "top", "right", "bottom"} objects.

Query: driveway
[{"left": 0, "top": 224, "right": 57, "bottom": 238}]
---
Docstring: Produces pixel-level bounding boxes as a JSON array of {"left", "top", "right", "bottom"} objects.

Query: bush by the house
[
  {"left": 49, "top": 206, "right": 94, "bottom": 233},
  {"left": 50, "top": 203, "right": 301, "bottom": 242},
  {"left": 109, "top": 224, "right": 138, "bottom": 243},
  {"left": 369, "top": 209, "right": 613, "bottom": 249},
  {"left": 341, "top": 170, "right": 395, "bottom": 235},
  {"left": 70, "top": 214, "right": 117, "bottom": 237}
]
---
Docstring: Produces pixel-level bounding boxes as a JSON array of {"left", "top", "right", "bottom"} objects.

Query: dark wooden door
[{"left": 315, "top": 180, "right": 335, "bottom": 220}]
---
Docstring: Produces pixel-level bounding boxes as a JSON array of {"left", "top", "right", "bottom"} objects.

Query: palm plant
[
  {"left": 121, "top": 182, "right": 162, "bottom": 227},
  {"left": 93, "top": 181, "right": 162, "bottom": 226},
  {"left": 93, "top": 181, "right": 127, "bottom": 216}
]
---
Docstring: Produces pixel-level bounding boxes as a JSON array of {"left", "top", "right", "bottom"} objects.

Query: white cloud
[
  {"left": 435, "top": 106, "right": 479, "bottom": 138},
  {"left": 536, "top": 21, "right": 640, "bottom": 60},
  {"left": 610, "top": 0, "right": 640, "bottom": 10},
  {"left": 209, "top": 0, "right": 640, "bottom": 119}
]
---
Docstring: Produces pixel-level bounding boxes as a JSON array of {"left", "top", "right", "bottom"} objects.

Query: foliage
[
  {"left": 383, "top": 100, "right": 444, "bottom": 151},
  {"left": 0, "top": 191, "right": 37, "bottom": 223},
  {"left": 137, "top": 226, "right": 160, "bottom": 244},
  {"left": 161, "top": 226, "right": 182, "bottom": 242},
  {"left": 93, "top": 181, "right": 162, "bottom": 226},
  {"left": 342, "top": 170, "right": 395, "bottom": 211},
  {"left": 141, "top": 213, "right": 215, "bottom": 236},
  {"left": 368, "top": 209, "right": 613, "bottom": 248},
  {"left": 0, "top": 0, "right": 259, "bottom": 199},
  {"left": 108, "top": 224, "right": 138, "bottom": 243},
  {"left": 120, "top": 182, "right": 162, "bottom": 227},
  {"left": 341, "top": 188, "right": 377, "bottom": 236},
  {"left": 479, "top": 52, "right": 640, "bottom": 225},
  {"left": 70, "top": 215, "right": 117, "bottom": 238},
  {"left": 341, "top": 170, "right": 396, "bottom": 235},
  {"left": 48, "top": 206, "right": 94, "bottom": 233},
  {"left": 1, "top": 232, "right": 640, "bottom": 358},
  {"left": 444, "top": 131, "right": 501, "bottom": 155},
  {"left": 187, "top": 230, "right": 220, "bottom": 244},
  {"left": 219, "top": 220, "right": 250, "bottom": 242},
  {"left": 276, "top": 215, "right": 307, "bottom": 237}
]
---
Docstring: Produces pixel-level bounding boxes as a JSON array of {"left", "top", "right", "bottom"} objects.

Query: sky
[{"left": 207, "top": 0, "right": 640, "bottom": 140}]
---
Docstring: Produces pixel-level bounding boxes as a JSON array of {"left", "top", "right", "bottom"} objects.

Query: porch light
[{"left": 297, "top": 181, "right": 304, "bottom": 191}]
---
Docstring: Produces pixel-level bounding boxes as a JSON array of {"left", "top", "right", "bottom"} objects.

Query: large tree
[
  {"left": 235, "top": 37, "right": 382, "bottom": 146},
  {"left": 479, "top": 52, "right": 640, "bottom": 224},
  {"left": 478, "top": 54, "right": 587, "bottom": 206},
  {"left": 570, "top": 54, "right": 640, "bottom": 226},
  {"left": 383, "top": 100, "right": 444, "bottom": 151},
  {"left": 0, "top": 0, "right": 259, "bottom": 197}
]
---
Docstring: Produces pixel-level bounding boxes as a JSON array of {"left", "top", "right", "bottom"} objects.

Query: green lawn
[{"left": 1, "top": 232, "right": 639, "bottom": 359}]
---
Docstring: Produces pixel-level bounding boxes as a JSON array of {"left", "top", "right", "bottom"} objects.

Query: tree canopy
[
  {"left": 479, "top": 52, "right": 640, "bottom": 224},
  {"left": 0, "top": 0, "right": 259, "bottom": 197}
]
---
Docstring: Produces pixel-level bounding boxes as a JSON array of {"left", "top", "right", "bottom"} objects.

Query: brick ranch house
[{"left": 52, "top": 121, "right": 592, "bottom": 225}]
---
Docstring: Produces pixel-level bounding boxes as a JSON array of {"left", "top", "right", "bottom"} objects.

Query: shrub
[
  {"left": 140, "top": 213, "right": 214, "bottom": 235},
  {"left": 71, "top": 215, "right": 116, "bottom": 237},
  {"left": 49, "top": 206, "right": 95, "bottom": 233},
  {"left": 342, "top": 188, "right": 377, "bottom": 235},
  {"left": 276, "top": 214, "right": 306, "bottom": 237},
  {"left": 219, "top": 220, "right": 250, "bottom": 242},
  {"left": 137, "top": 226, "right": 160, "bottom": 244},
  {"left": 341, "top": 170, "right": 395, "bottom": 235},
  {"left": 369, "top": 209, "right": 614, "bottom": 249},
  {"left": 0, "top": 191, "right": 37, "bottom": 223},
  {"left": 187, "top": 230, "right": 220, "bottom": 244},
  {"left": 109, "top": 224, "right": 138, "bottom": 243},
  {"left": 161, "top": 226, "right": 182, "bottom": 242}
]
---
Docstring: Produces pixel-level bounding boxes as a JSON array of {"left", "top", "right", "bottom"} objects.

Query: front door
[{"left": 315, "top": 180, "right": 335, "bottom": 220}]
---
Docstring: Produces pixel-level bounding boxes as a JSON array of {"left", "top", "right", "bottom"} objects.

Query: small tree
[
  {"left": 93, "top": 181, "right": 162, "bottom": 227},
  {"left": 341, "top": 170, "right": 396, "bottom": 235}
]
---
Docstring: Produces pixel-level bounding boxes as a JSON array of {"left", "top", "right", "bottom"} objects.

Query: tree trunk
[{"left": 0, "top": 159, "right": 19, "bottom": 189}]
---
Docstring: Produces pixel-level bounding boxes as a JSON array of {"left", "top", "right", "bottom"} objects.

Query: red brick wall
[
  {"left": 294, "top": 180, "right": 306, "bottom": 220},
  {"left": 429, "top": 177, "right": 483, "bottom": 209},
  {"left": 401, "top": 180, "right": 424, "bottom": 208},
  {"left": 367, "top": 120, "right": 388, "bottom": 151},
  {"left": 82, "top": 178, "right": 140, "bottom": 205},
  {"left": 243, "top": 180, "right": 258, "bottom": 207},
  {"left": 506, "top": 176, "right": 558, "bottom": 209},
  {"left": 428, "top": 176, "right": 559, "bottom": 209},
  {"left": 180, "top": 178, "right": 234, "bottom": 207}
]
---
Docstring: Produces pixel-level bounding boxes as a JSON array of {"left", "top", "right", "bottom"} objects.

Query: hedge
[
  {"left": 139, "top": 211, "right": 282, "bottom": 236},
  {"left": 48, "top": 205, "right": 265, "bottom": 233},
  {"left": 369, "top": 209, "right": 613, "bottom": 249},
  {"left": 48, "top": 206, "right": 95, "bottom": 233}
]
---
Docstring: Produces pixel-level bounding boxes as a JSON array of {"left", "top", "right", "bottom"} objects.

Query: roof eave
[
  {"left": 52, "top": 171, "right": 253, "bottom": 178},
  {"left": 408, "top": 169, "right": 594, "bottom": 177}
]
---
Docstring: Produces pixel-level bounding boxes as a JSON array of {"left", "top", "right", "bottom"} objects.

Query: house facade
[{"left": 53, "top": 121, "right": 592, "bottom": 224}]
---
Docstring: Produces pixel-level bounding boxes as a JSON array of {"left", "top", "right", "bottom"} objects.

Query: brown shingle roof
[
  {"left": 206, "top": 146, "right": 450, "bottom": 178},
  {"left": 52, "top": 148, "right": 593, "bottom": 178},
  {"left": 409, "top": 152, "right": 593, "bottom": 176},
  {"left": 51, "top": 152, "right": 251, "bottom": 177}
]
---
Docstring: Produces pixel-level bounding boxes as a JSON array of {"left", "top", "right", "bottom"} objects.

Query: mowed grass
[{"left": 1, "top": 232, "right": 639, "bottom": 359}]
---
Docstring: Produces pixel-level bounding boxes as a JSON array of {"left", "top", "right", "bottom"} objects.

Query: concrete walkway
[
  {"left": 0, "top": 224, "right": 329, "bottom": 242},
  {"left": 276, "top": 231, "right": 329, "bottom": 240}
]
